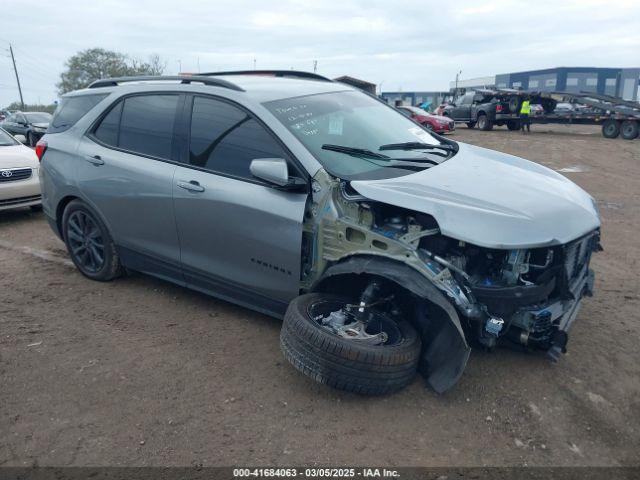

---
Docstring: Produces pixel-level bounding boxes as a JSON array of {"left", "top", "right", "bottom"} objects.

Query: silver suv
[{"left": 39, "top": 71, "right": 601, "bottom": 395}]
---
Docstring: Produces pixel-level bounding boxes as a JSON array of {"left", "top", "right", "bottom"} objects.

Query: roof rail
[
  {"left": 88, "top": 75, "right": 245, "bottom": 91},
  {"left": 201, "top": 70, "right": 333, "bottom": 82}
]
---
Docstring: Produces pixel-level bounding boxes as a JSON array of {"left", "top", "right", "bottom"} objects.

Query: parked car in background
[
  {"left": 554, "top": 103, "right": 575, "bottom": 114},
  {"left": 396, "top": 105, "right": 455, "bottom": 134},
  {"left": 529, "top": 104, "right": 545, "bottom": 117},
  {"left": 1, "top": 111, "right": 52, "bottom": 146},
  {"left": 434, "top": 102, "right": 450, "bottom": 116},
  {"left": 0, "top": 128, "right": 41, "bottom": 211}
]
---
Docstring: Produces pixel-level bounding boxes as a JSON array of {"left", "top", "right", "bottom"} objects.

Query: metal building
[
  {"left": 494, "top": 67, "right": 640, "bottom": 101},
  {"left": 386, "top": 67, "right": 640, "bottom": 105},
  {"left": 380, "top": 91, "right": 449, "bottom": 110}
]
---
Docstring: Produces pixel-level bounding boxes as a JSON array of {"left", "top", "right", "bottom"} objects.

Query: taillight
[
  {"left": 35, "top": 140, "right": 47, "bottom": 162},
  {"left": 496, "top": 104, "right": 503, "bottom": 113}
]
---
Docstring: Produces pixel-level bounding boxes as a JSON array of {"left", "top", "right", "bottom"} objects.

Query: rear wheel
[
  {"left": 477, "top": 114, "right": 493, "bottom": 131},
  {"left": 620, "top": 120, "right": 639, "bottom": 140},
  {"left": 280, "top": 293, "right": 421, "bottom": 395},
  {"left": 602, "top": 119, "right": 620, "bottom": 138},
  {"left": 62, "top": 200, "right": 122, "bottom": 281},
  {"left": 466, "top": 122, "right": 476, "bottom": 129}
]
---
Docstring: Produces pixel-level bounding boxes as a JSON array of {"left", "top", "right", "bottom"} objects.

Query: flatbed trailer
[
  {"left": 475, "top": 88, "right": 640, "bottom": 140},
  {"left": 498, "top": 90, "right": 640, "bottom": 140}
]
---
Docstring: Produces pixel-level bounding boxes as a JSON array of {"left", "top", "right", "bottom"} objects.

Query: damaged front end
[
  {"left": 303, "top": 170, "right": 601, "bottom": 393},
  {"left": 423, "top": 228, "right": 601, "bottom": 359}
]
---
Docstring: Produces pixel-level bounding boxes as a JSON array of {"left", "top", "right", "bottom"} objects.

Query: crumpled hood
[{"left": 350, "top": 142, "right": 600, "bottom": 249}]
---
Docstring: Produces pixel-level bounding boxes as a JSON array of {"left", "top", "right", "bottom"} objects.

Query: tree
[
  {"left": 57, "top": 48, "right": 166, "bottom": 94},
  {"left": 6, "top": 101, "right": 57, "bottom": 113}
]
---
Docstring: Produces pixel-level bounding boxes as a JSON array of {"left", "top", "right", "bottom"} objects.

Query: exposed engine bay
[{"left": 301, "top": 170, "right": 600, "bottom": 390}]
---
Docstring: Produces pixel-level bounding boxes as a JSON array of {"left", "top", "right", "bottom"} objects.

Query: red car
[{"left": 397, "top": 106, "right": 455, "bottom": 134}]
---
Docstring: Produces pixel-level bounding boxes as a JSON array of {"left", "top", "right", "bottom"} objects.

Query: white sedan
[{"left": 0, "top": 128, "right": 41, "bottom": 211}]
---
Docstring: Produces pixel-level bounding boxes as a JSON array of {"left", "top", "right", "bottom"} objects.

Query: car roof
[{"left": 64, "top": 72, "right": 353, "bottom": 103}]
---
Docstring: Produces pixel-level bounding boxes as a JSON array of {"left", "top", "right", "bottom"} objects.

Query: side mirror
[
  {"left": 14, "top": 134, "right": 27, "bottom": 144},
  {"left": 250, "top": 158, "right": 290, "bottom": 186}
]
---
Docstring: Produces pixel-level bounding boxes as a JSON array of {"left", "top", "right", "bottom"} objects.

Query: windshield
[
  {"left": 24, "top": 112, "right": 52, "bottom": 124},
  {"left": 0, "top": 129, "right": 19, "bottom": 146},
  {"left": 264, "top": 90, "right": 451, "bottom": 180}
]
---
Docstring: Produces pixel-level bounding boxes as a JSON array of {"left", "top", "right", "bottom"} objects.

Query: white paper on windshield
[
  {"left": 328, "top": 114, "right": 344, "bottom": 135},
  {"left": 408, "top": 127, "right": 433, "bottom": 143}
]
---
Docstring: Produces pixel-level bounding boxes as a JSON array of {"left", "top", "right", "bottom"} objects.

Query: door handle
[
  {"left": 85, "top": 155, "right": 104, "bottom": 166},
  {"left": 177, "top": 180, "right": 205, "bottom": 193}
]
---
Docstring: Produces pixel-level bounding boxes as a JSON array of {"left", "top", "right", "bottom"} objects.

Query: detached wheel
[
  {"left": 477, "top": 114, "right": 493, "bottom": 131},
  {"left": 602, "top": 119, "right": 620, "bottom": 138},
  {"left": 466, "top": 122, "right": 476, "bottom": 129},
  {"left": 62, "top": 200, "right": 122, "bottom": 281},
  {"left": 620, "top": 120, "right": 639, "bottom": 140},
  {"left": 508, "top": 97, "right": 521, "bottom": 113},
  {"left": 507, "top": 120, "right": 520, "bottom": 131},
  {"left": 280, "top": 293, "right": 421, "bottom": 395}
]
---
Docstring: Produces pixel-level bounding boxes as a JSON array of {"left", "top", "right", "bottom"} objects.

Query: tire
[
  {"left": 508, "top": 97, "right": 521, "bottom": 113},
  {"left": 27, "top": 132, "right": 36, "bottom": 147},
  {"left": 620, "top": 120, "right": 639, "bottom": 140},
  {"left": 280, "top": 293, "right": 421, "bottom": 395},
  {"left": 541, "top": 99, "right": 556, "bottom": 114},
  {"left": 507, "top": 120, "right": 520, "bottom": 131},
  {"left": 477, "top": 114, "right": 493, "bottom": 131},
  {"left": 62, "top": 199, "right": 122, "bottom": 281},
  {"left": 466, "top": 122, "right": 476, "bottom": 129},
  {"left": 602, "top": 119, "right": 620, "bottom": 139}
]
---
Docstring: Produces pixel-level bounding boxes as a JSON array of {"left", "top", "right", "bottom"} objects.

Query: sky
[{"left": 1, "top": 0, "right": 639, "bottom": 107}]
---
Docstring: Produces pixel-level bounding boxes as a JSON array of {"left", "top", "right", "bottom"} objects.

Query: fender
[{"left": 314, "top": 255, "right": 471, "bottom": 393}]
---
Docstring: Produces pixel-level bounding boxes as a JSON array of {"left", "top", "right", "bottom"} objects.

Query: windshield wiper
[
  {"left": 322, "top": 144, "right": 390, "bottom": 159},
  {"left": 379, "top": 141, "right": 455, "bottom": 152}
]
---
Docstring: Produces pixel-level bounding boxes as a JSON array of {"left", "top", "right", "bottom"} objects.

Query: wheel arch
[
  {"left": 56, "top": 195, "right": 116, "bottom": 244},
  {"left": 310, "top": 255, "right": 471, "bottom": 393},
  {"left": 55, "top": 195, "right": 80, "bottom": 238}
]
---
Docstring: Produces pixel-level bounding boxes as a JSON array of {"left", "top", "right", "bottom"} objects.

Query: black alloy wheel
[
  {"left": 62, "top": 200, "right": 122, "bottom": 281},
  {"left": 66, "top": 210, "right": 105, "bottom": 273}
]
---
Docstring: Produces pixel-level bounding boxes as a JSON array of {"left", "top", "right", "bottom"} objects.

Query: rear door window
[
  {"left": 119, "top": 95, "right": 179, "bottom": 160},
  {"left": 49, "top": 94, "right": 107, "bottom": 133},
  {"left": 92, "top": 94, "right": 180, "bottom": 161},
  {"left": 94, "top": 101, "right": 123, "bottom": 146}
]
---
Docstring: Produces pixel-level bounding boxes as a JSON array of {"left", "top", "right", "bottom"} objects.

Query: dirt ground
[{"left": 1, "top": 124, "right": 639, "bottom": 468}]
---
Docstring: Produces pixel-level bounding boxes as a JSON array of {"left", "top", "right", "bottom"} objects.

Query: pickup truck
[
  {"left": 443, "top": 89, "right": 557, "bottom": 131},
  {"left": 442, "top": 91, "right": 523, "bottom": 131}
]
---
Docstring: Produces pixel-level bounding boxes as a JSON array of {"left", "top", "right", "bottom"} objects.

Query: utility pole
[
  {"left": 313, "top": 60, "right": 317, "bottom": 73},
  {"left": 253, "top": 58, "right": 257, "bottom": 70},
  {"left": 455, "top": 70, "right": 462, "bottom": 95},
  {"left": 9, "top": 44, "right": 25, "bottom": 109}
]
